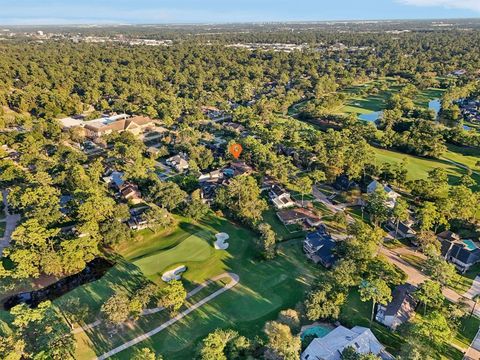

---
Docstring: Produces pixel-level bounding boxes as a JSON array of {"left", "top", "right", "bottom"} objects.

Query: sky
[{"left": 0, "top": 0, "right": 479, "bottom": 25}]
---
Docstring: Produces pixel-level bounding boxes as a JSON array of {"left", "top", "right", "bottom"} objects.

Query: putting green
[{"left": 133, "top": 231, "right": 214, "bottom": 276}]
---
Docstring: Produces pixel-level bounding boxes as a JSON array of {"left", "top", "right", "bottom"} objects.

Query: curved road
[{"left": 95, "top": 272, "right": 239, "bottom": 360}]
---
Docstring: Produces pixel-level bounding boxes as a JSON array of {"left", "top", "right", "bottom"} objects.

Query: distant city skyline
[{"left": 0, "top": 0, "right": 479, "bottom": 25}]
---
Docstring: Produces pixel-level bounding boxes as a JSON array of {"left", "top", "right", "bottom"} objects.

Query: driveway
[
  {"left": 380, "top": 247, "right": 480, "bottom": 317},
  {"left": 312, "top": 186, "right": 355, "bottom": 224}
]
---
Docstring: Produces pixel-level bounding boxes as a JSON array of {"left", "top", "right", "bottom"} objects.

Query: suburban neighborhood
[{"left": 1, "top": 6, "right": 480, "bottom": 360}]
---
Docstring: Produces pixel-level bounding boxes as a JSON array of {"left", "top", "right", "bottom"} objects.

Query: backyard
[{"left": 340, "top": 290, "right": 480, "bottom": 360}]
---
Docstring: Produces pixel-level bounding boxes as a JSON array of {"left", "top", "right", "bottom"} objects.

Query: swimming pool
[
  {"left": 463, "top": 239, "right": 479, "bottom": 251},
  {"left": 301, "top": 325, "right": 332, "bottom": 340}
]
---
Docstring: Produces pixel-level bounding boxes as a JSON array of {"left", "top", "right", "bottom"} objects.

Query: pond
[
  {"left": 2, "top": 257, "right": 115, "bottom": 310},
  {"left": 428, "top": 99, "right": 441, "bottom": 118},
  {"left": 358, "top": 111, "right": 382, "bottom": 123}
]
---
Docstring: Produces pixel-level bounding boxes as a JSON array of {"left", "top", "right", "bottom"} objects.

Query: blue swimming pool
[
  {"left": 463, "top": 240, "right": 479, "bottom": 251},
  {"left": 301, "top": 325, "right": 332, "bottom": 340}
]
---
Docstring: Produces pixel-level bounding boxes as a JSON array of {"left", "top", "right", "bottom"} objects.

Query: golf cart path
[
  {"left": 73, "top": 271, "right": 236, "bottom": 334},
  {"left": 94, "top": 272, "right": 239, "bottom": 360}
]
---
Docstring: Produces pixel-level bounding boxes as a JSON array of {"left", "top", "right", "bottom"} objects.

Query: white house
[
  {"left": 367, "top": 180, "right": 400, "bottom": 209},
  {"left": 166, "top": 154, "right": 189, "bottom": 172},
  {"left": 301, "top": 325, "right": 393, "bottom": 360},
  {"left": 269, "top": 185, "right": 295, "bottom": 209}
]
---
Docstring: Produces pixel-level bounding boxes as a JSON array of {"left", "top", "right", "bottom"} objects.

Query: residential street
[{"left": 380, "top": 247, "right": 480, "bottom": 317}]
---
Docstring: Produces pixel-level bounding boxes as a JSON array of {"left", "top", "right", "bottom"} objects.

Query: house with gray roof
[
  {"left": 375, "top": 283, "right": 417, "bottom": 330},
  {"left": 301, "top": 325, "right": 393, "bottom": 360}
]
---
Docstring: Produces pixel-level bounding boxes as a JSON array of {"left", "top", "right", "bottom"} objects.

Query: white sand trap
[
  {"left": 214, "top": 232, "right": 230, "bottom": 250},
  {"left": 161, "top": 265, "right": 186, "bottom": 282}
]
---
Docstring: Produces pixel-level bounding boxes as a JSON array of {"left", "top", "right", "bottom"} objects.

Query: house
[
  {"left": 199, "top": 183, "right": 219, "bottom": 204},
  {"left": 375, "top": 284, "right": 417, "bottom": 330},
  {"left": 119, "top": 183, "right": 143, "bottom": 204},
  {"left": 84, "top": 115, "right": 155, "bottom": 139},
  {"left": 269, "top": 185, "right": 295, "bottom": 209},
  {"left": 386, "top": 218, "right": 416, "bottom": 238},
  {"left": 333, "top": 174, "right": 357, "bottom": 191},
  {"left": 223, "top": 122, "right": 245, "bottom": 133},
  {"left": 439, "top": 237, "right": 480, "bottom": 273},
  {"left": 228, "top": 161, "right": 254, "bottom": 176},
  {"left": 437, "top": 230, "right": 461, "bottom": 243},
  {"left": 303, "top": 229, "right": 337, "bottom": 268},
  {"left": 367, "top": 180, "right": 400, "bottom": 208},
  {"left": 277, "top": 208, "right": 322, "bottom": 227},
  {"left": 301, "top": 325, "right": 393, "bottom": 360},
  {"left": 198, "top": 169, "right": 224, "bottom": 183},
  {"left": 166, "top": 154, "right": 189, "bottom": 172},
  {"left": 102, "top": 171, "right": 125, "bottom": 189}
]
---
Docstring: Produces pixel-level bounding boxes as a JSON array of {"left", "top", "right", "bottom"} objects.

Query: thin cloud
[{"left": 398, "top": 0, "right": 480, "bottom": 12}]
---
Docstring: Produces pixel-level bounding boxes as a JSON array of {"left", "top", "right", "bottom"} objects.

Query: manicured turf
[
  {"left": 372, "top": 147, "right": 480, "bottom": 188},
  {"left": 131, "top": 230, "right": 214, "bottom": 281},
  {"left": 18, "top": 213, "right": 322, "bottom": 359}
]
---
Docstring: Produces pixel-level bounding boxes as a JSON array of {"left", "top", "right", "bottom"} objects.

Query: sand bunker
[
  {"left": 214, "top": 233, "right": 230, "bottom": 250},
  {"left": 161, "top": 265, "right": 187, "bottom": 282}
]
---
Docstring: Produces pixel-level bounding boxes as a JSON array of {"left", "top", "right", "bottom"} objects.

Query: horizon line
[{"left": 1, "top": 17, "right": 480, "bottom": 27}]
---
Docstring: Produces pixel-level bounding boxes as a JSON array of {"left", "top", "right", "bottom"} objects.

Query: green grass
[
  {"left": 262, "top": 208, "right": 307, "bottom": 241},
  {"left": 110, "top": 226, "right": 321, "bottom": 359},
  {"left": 398, "top": 254, "right": 426, "bottom": 271},
  {"left": 129, "top": 230, "right": 214, "bottom": 283},
  {"left": 340, "top": 290, "right": 474, "bottom": 359},
  {"left": 450, "top": 263, "right": 480, "bottom": 295},
  {"left": 7, "top": 213, "right": 321, "bottom": 359},
  {"left": 340, "top": 290, "right": 405, "bottom": 354},
  {"left": 372, "top": 147, "right": 480, "bottom": 188}
]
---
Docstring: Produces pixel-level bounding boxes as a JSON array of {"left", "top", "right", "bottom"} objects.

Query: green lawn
[
  {"left": 1, "top": 213, "right": 320, "bottom": 359},
  {"left": 109, "top": 221, "right": 322, "bottom": 360},
  {"left": 340, "top": 290, "right": 476, "bottom": 359},
  {"left": 372, "top": 147, "right": 480, "bottom": 188},
  {"left": 262, "top": 208, "right": 307, "bottom": 241}
]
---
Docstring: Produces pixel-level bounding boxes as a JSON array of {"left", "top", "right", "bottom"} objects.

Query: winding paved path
[{"left": 94, "top": 272, "right": 239, "bottom": 360}]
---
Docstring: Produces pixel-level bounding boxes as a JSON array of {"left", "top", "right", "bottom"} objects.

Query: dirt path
[{"left": 95, "top": 272, "right": 239, "bottom": 359}]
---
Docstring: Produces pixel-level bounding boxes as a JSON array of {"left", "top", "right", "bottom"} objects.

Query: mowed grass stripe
[{"left": 132, "top": 231, "right": 214, "bottom": 276}]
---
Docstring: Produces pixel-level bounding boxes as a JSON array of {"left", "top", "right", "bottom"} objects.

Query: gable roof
[
  {"left": 383, "top": 284, "right": 417, "bottom": 317},
  {"left": 302, "top": 325, "right": 390, "bottom": 360}
]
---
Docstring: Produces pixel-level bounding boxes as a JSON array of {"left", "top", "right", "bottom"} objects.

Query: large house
[
  {"left": 59, "top": 114, "right": 155, "bottom": 140},
  {"left": 375, "top": 283, "right": 417, "bottom": 330},
  {"left": 302, "top": 325, "right": 393, "bottom": 360},
  {"left": 166, "top": 154, "right": 189, "bottom": 172},
  {"left": 277, "top": 208, "right": 322, "bottom": 227},
  {"left": 367, "top": 180, "right": 400, "bottom": 209},
  {"left": 303, "top": 229, "right": 337, "bottom": 268},
  {"left": 84, "top": 115, "right": 154, "bottom": 139},
  {"left": 438, "top": 232, "right": 480, "bottom": 273},
  {"left": 269, "top": 185, "right": 295, "bottom": 210},
  {"left": 385, "top": 218, "right": 416, "bottom": 239}
]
